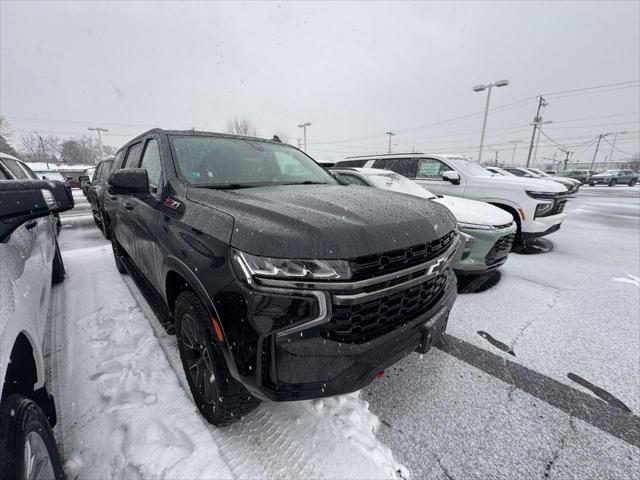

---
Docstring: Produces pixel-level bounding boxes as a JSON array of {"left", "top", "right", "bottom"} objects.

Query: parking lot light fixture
[{"left": 473, "top": 79, "right": 510, "bottom": 164}]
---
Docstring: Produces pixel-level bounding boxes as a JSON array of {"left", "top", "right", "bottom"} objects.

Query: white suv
[{"left": 336, "top": 154, "right": 569, "bottom": 244}]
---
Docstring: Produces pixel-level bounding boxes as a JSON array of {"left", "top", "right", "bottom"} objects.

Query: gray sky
[{"left": 1, "top": 1, "right": 639, "bottom": 165}]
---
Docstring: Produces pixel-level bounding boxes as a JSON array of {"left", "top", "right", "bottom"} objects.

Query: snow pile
[{"left": 50, "top": 242, "right": 406, "bottom": 479}]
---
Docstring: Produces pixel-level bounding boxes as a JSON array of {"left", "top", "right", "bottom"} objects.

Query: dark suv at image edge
[{"left": 103, "top": 129, "right": 459, "bottom": 426}]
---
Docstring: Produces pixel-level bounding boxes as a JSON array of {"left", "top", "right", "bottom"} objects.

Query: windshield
[
  {"left": 446, "top": 157, "right": 493, "bottom": 177},
  {"left": 170, "top": 136, "right": 336, "bottom": 188},
  {"left": 529, "top": 168, "right": 548, "bottom": 176},
  {"left": 490, "top": 167, "right": 515, "bottom": 176},
  {"left": 364, "top": 171, "right": 436, "bottom": 199}
]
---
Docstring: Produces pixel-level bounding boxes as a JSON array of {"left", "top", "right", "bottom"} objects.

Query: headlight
[
  {"left": 526, "top": 190, "right": 558, "bottom": 199},
  {"left": 457, "top": 221, "right": 494, "bottom": 231},
  {"left": 534, "top": 200, "right": 554, "bottom": 217},
  {"left": 459, "top": 232, "right": 474, "bottom": 260},
  {"left": 233, "top": 250, "right": 351, "bottom": 281}
]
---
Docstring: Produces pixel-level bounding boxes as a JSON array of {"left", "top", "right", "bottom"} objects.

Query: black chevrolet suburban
[{"left": 104, "top": 129, "right": 459, "bottom": 426}]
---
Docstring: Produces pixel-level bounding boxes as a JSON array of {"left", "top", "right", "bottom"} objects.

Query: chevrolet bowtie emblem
[{"left": 427, "top": 257, "right": 447, "bottom": 276}]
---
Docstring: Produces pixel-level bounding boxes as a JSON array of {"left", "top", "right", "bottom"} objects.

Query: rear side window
[
  {"left": 18, "top": 161, "right": 39, "bottom": 179},
  {"left": 0, "top": 164, "right": 9, "bottom": 180},
  {"left": 336, "top": 159, "right": 368, "bottom": 167},
  {"left": 93, "top": 163, "right": 103, "bottom": 182},
  {"left": 381, "top": 158, "right": 419, "bottom": 178},
  {"left": 1, "top": 158, "right": 29, "bottom": 179},
  {"left": 140, "top": 139, "right": 162, "bottom": 193},
  {"left": 124, "top": 142, "right": 143, "bottom": 168}
]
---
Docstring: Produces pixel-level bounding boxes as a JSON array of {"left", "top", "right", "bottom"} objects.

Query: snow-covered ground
[
  {"left": 47, "top": 192, "right": 405, "bottom": 479},
  {"left": 47, "top": 187, "right": 639, "bottom": 479}
]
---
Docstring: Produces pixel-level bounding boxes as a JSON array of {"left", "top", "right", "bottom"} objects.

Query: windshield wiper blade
[
  {"left": 281, "top": 181, "right": 329, "bottom": 186},
  {"left": 200, "top": 183, "right": 260, "bottom": 190}
]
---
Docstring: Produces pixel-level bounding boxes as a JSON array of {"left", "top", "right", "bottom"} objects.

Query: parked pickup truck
[
  {"left": 336, "top": 153, "right": 569, "bottom": 245},
  {"left": 103, "top": 130, "right": 460, "bottom": 426}
]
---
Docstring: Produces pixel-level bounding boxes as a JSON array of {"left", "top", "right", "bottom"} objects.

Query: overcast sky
[{"left": 1, "top": 1, "right": 639, "bottom": 165}]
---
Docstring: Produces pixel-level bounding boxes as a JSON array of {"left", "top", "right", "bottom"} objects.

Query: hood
[
  {"left": 544, "top": 177, "right": 574, "bottom": 188},
  {"left": 433, "top": 195, "right": 513, "bottom": 226},
  {"left": 187, "top": 184, "right": 457, "bottom": 259},
  {"left": 476, "top": 174, "right": 568, "bottom": 193}
]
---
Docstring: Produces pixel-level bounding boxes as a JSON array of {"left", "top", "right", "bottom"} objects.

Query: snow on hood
[
  {"left": 433, "top": 195, "right": 513, "bottom": 226},
  {"left": 476, "top": 175, "right": 567, "bottom": 193}
]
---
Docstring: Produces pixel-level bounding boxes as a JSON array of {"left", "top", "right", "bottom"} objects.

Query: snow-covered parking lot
[{"left": 48, "top": 187, "right": 639, "bottom": 479}]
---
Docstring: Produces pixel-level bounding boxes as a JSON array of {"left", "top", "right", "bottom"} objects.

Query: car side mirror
[
  {"left": 442, "top": 171, "right": 460, "bottom": 185},
  {"left": 0, "top": 180, "right": 74, "bottom": 241},
  {"left": 108, "top": 169, "right": 149, "bottom": 195},
  {"left": 79, "top": 175, "right": 90, "bottom": 183}
]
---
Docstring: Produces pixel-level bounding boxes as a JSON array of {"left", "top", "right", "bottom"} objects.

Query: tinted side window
[
  {"left": 99, "top": 160, "right": 113, "bottom": 180},
  {"left": 124, "top": 142, "right": 143, "bottom": 168},
  {"left": 1, "top": 159, "right": 29, "bottom": 179},
  {"left": 93, "top": 163, "right": 103, "bottom": 182},
  {"left": 337, "top": 159, "right": 368, "bottom": 167},
  {"left": 335, "top": 173, "right": 369, "bottom": 186},
  {"left": 140, "top": 139, "right": 162, "bottom": 193},
  {"left": 0, "top": 163, "right": 9, "bottom": 179},
  {"left": 417, "top": 158, "right": 450, "bottom": 179},
  {"left": 18, "top": 161, "right": 39, "bottom": 179},
  {"left": 383, "top": 158, "right": 418, "bottom": 178},
  {"left": 507, "top": 168, "right": 525, "bottom": 177}
]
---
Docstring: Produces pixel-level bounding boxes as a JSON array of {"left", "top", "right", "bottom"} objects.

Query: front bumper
[
  {"left": 522, "top": 211, "right": 565, "bottom": 237},
  {"left": 214, "top": 240, "right": 459, "bottom": 401},
  {"left": 453, "top": 224, "right": 517, "bottom": 274}
]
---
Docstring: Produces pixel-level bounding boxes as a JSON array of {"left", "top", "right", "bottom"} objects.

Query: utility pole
[
  {"left": 590, "top": 134, "right": 605, "bottom": 171},
  {"left": 473, "top": 79, "right": 510, "bottom": 164},
  {"left": 88, "top": 127, "right": 109, "bottom": 160},
  {"left": 34, "top": 131, "right": 49, "bottom": 169},
  {"left": 487, "top": 147, "right": 499, "bottom": 165},
  {"left": 297, "top": 122, "right": 312, "bottom": 152},
  {"left": 385, "top": 131, "right": 395, "bottom": 153},
  {"left": 509, "top": 140, "right": 523, "bottom": 165},
  {"left": 605, "top": 130, "right": 628, "bottom": 170},
  {"left": 531, "top": 117, "right": 552, "bottom": 167},
  {"left": 526, "top": 96, "right": 548, "bottom": 167},
  {"left": 560, "top": 147, "right": 572, "bottom": 171}
]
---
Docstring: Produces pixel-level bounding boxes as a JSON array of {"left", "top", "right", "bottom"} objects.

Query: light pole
[
  {"left": 605, "top": 130, "right": 628, "bottom": 169},
  {"left": 297, "top": 122, "right": 312, "bottom": 152},
  {"left": 509, "top": 140, "right": 523, "bottom": 165},
  {"left": 88, "top": 127, "right": 109, "bottom": 160},
  {"left": 487, "top": 147, "right": 499, "bottom": 166},
  {"left": 473, "top": 79, "right": 509, "bottom": 164},
  {"left": 385, "top": 131, "right": 395, "bottom": 153}
]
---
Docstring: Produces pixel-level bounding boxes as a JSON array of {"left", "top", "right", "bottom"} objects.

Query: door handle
[
  {"left": 124, "top": 203, "right": 134, "bottom": 210},
  {"left": 25, "top": 220, "right": 38, "bottom": 230}
]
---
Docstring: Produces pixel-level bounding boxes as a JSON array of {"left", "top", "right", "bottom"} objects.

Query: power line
[
  {"left": 601, "top": 135, "right": 639, "bottom": 157},
  {"left": 542, "top": 80, "right": 639, "bottom": 97}
]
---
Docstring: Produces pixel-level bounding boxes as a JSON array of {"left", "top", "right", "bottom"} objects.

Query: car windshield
[
  {"left": 446, "top": 157, "right": 493, "bottom": 177},
  {"left": 170, "top": 135, "right": 337, "bottom": 188},
  {"left": 490, "top": 167, "right": 516, "bottom": 176},
  {"left": 363, "top": 171, "right": 436, "bottom": 199}
]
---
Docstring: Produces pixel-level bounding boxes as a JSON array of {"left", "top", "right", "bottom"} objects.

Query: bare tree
[
  {"left": 20, "top": 134, "right": 41, "bottom": 161},
  {"left": 274, "top": 130, "right": 290, "bottom": 144},
  {"left": 0, "top": 116, "right": 12, "bottom": 139},
  {"left": 226, "top": 117, "right": 258, "bottom": 137},
  {"left": 43, "top": 136, "right": 61, "bottom": 163}
]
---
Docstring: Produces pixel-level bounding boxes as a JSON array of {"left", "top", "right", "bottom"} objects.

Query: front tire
[
  {"left": 175, "top": 291, "right": 260, "bottom": 426},
  {"left": 608, "top": 178, "right": 617, "bottom": 187},
  {"left": 109, "top": 224, "right": 128, "bottom": 274},
  {"left": 629, "top": 178, "right": 637, "bottom": 187},
  {"left": 588, "top": 181, "right": 595, "bottom": 186},
  {"left": 0, "top": 395, "right": 64, "bottom": 480}
]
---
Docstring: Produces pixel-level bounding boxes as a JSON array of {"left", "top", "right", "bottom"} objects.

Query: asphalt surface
[{"left": 58, "top": 186, "right": 640, "bottom": 479}]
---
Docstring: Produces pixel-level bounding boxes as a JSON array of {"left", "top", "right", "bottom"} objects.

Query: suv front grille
[
  {"left": 321, "top": 270, "right": 449, "bottom": 344},
  {"left": 550, "top": 198, "right": 567, "bottom": 215},
  {"left": 485, "top": 234, "right": 515, "bottom": 266},
  {"left": 348, "top": 230, "right": 456, "bottom": 281}
]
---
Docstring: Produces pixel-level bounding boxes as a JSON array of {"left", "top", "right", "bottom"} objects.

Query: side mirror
[
  {"left": 78, "top": 175, "right": 90, "bottom": 183},
  {"left": 442, "top": 170, "right": 461, "bottom": 185},
  {"left": 0, "top": 180, "right": 74, "bottom": 241},
  {"left": 108, "top": 169, "right": 149, "bottom": 195}
]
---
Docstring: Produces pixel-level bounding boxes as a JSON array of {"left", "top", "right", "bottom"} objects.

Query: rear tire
[
  {"left": 175, "top": 290, "right": 260, "bottom": 426},
  {"left": 51, "top": 238, "right": 65, "bottom": 284},
  {"left": 608, "top": 178, "right": 617, "bottom": 187},
  {"left": 0, "top": 395, "right": 64, "bottom": 480},
  {"left": 629, "top": 178, "right": 637, "bottom": 187},
  {"left": 109, "top": 224, "right": 128, "bottom": 274}
]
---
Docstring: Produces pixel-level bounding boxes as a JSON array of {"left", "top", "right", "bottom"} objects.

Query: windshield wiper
[
  {"left": 199, "top": 183, "right": 261, "bottom": 190},
  {"left": 281, "top": 181, "right": 329, "bottom": 186}
]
